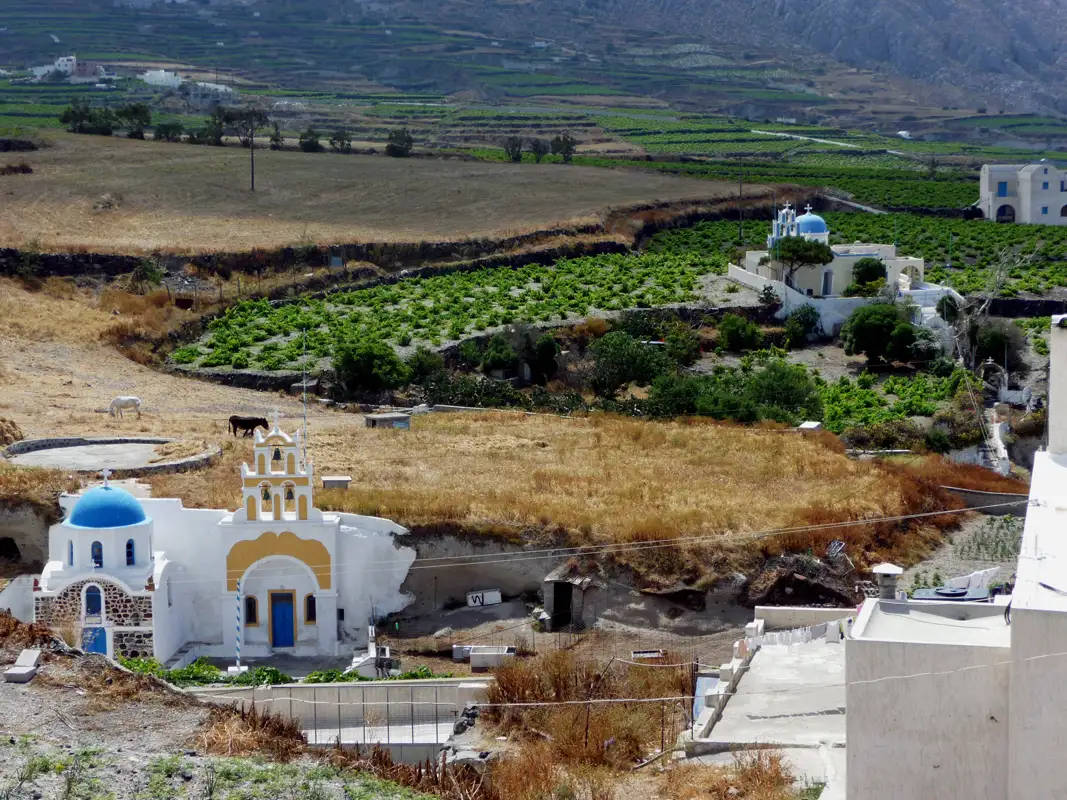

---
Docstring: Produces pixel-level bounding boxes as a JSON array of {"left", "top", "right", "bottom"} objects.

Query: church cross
[
  {"left": 271, "top": 410, "right": 280, "bottom": 430},
  {"left": 804, "top": 203, "right": 814, "bottom": 214},
  {"left": 100, "top": 468, "right": 112, "bottom": 487}
]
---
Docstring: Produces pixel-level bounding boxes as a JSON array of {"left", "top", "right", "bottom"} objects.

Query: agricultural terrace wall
[
  {"left": 0, "top": 138, "right": 38, "bottom": 153},
  {"left": 630, "top": 201, "right": 798, "bottom": 250},
  {"left": 0, "top": 249, "right": 141, "bottom": 279}
]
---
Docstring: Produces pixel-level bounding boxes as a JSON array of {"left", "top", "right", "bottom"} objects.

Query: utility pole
[
  {"left": 737, "top": 157, "right": 744, "bottom": 244},
  {"left": 249, "top": 115, "right": 256, "bottom": 193}
]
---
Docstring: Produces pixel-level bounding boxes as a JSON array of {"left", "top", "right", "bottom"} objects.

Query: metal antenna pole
[{"left": 302, "top": 329, "right": 308, "bottom": 466}]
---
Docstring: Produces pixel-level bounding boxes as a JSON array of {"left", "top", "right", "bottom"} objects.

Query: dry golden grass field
[
  {"left": 0, "top": 278, "right": 1027, "bottom": 584},
  {"left": 0, "top": 134, "right": 765, "bottom": 253}
]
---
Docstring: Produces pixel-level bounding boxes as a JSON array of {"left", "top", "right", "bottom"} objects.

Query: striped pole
[{"left": 235, "top": 578, "right": 242, "bottom": 668}]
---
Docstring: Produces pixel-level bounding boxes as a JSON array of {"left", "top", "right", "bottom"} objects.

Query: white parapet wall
[
  {"left": 1050, "top": 315, "right": 1067, "bottom": 455},
  {"left": 755, "top": 606, "right": 857, "bottom": 630}
]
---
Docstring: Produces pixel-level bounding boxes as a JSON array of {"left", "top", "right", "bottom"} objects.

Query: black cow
[{"left": 229, "top": 415, "right": 269, "bottom": 437}]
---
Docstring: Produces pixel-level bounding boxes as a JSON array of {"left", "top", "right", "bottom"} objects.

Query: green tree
[
  {"left": 744, "top": 360, "right": 823, "bottom": 422},
  {"left": 204, "top": 107, "right": 226, "bottom": 145},
  {"left": 590, "top": 331, "right": 670, "bottom": 396},
  {"left": 550, "top": 132, "right": 577, "bottom": 163},
  {"left": 329, "top": 128, "right": 353, "bottom": 153},
  {"left": 385, "top": 128, "right": 414, "bottom": 158},
  {"left": 502, "top": 136, "right": 524, "bottom": 163},
  {"left": 117, "top": 102, "right": 151, "bottom": 139},
  {"left": 299, "top": 126, "right": 322, "bottom": 153},
  {"left": 718, "top": 313, "right": 763, "bottom": 352},
  {"left": 59, "top": 98, "right": 92, "bottom": 133},
  {"left": 528, "top": 138, "right": 550, "bottom": 163},
  {"left": 268, "top": 121, "right": 284, "bottom": 150},
  {"left": 153, "top": 121, "right": 183, "bottom": 142},
  {"left": 224, "top": 106, "right": 270, "bottom": 148},
  {"left": 773, "top": 237, "right": 834, "bottom": 286},
  {"left": 333, "top": 338, "right": 410, "bottom": 394},
  {"left": 840, "top": 304, "right": 906, "bottom": 362},
  {"left": 664, "top": 324, "right": 700, "bottom": 366},
  {"left": 852, "top": 257, "right": 887, "bottom": 285}
]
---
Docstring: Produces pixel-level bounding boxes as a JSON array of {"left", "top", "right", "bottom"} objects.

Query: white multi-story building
[
  {"left": 980, "top": 162, "right": 1067, "bottom": 224},
  {"left": 847, "top": 315, "right": 1067, "bottom": 799}
]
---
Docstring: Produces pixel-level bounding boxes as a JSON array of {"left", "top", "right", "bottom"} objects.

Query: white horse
[{"left": 109, "top": 396, "right": 142, "bottom": 418}]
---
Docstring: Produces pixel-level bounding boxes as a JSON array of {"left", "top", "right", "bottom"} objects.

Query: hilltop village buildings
[
  {"left": 980, "top": 162, "right": 1067, "bottom": 224},
  {"left": 30, "top": 419, "right": 414, "bottom": 665}
]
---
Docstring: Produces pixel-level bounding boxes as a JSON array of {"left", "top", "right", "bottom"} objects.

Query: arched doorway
[
  {"left": 996, "top": 204, "right": 1016, "bottom": 223},
  {"left": 1060, "top": 205, "right": 1067, "bottom": 218},
  {"left": 0, "top": 537, "right": 20, "bottom": 562}
]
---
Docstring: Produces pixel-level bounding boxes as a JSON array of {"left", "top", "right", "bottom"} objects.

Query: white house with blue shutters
[
  {"left": 31, "top": 419, "right": 416, "bottom": 666},
  {"left": 979, "top": 162, "right": 1067, "bottom": 224}
]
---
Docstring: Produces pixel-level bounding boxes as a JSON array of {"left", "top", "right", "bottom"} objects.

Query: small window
[
  {"left": 91, "top": 541, "right": 102, "bottom": 569},
  {"left": 1045, "top": 168, "right": 1049, "bottom": 174},
  {"left": 68, "top": 540, "right": 74, "bottom": 567},
  {"left": 997, "top": 181, "right": 1008, "bottom": 197},
  {"left": 245, "top": 596, "right": 259, "bottom": 626},
  {"left": 1061, "top": 181, "right": 1066, "bottom": 192},
  {"left": 1043, "top": 182, "right": 1050, "bottom": 190},
  {"left": 126, "top": 539, "right": 135, "bottom": 566},
  {"left": 85, "top": 585, "right": 102, "bottom": 616},
  {"left": 305, "top": 594, "right": 317, "bottom": 624},
  {"left": 1043, "top": 207, "right": 1050, "bottom": 215}
]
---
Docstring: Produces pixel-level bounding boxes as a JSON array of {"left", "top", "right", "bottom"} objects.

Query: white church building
[
  {"left": 729, "top": 204, "right": 955, "bottom": 334},
  {"left": 31, "top": 418, "right": 415, "bottom": 666}
]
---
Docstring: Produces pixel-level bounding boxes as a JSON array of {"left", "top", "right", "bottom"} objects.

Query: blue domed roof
[
  {"left": 68, "top": 485, "right": 149, "bottom": 529},
  {"left": 796, "top": 212, "right": 828, "bottom": 234}
]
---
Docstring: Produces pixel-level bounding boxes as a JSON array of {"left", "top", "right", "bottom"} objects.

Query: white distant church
[{"left": 31, "top": 418, "right": 415, "bottom": 666}]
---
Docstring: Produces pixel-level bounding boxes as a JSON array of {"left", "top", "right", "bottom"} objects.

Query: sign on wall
[{"left": 466, "top": 589, "right": 502, "bottom": 608}]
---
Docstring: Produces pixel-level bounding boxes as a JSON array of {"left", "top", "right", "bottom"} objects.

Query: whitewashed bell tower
[{"left": 238, "top": 415, "right": 317, "bottom": 523}]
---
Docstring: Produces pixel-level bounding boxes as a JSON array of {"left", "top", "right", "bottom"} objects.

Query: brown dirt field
[{"left": 0, "top": 133, "right": 768, "bottom": 254}]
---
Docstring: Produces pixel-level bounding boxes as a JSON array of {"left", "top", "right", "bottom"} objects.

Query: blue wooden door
[
  {"left": 82, "top": 627, "right": 107, "bottom": 654},
  {"left": 271, "top": 594, "right": 295, "bottom": 647}
]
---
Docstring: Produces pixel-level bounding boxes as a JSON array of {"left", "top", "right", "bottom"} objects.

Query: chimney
[
  {"left": 872, "top": 563, "right": 904, "bottom": 600},
  {"left": 1051, "top": 315, "right": 1067, "bottom": 455}
]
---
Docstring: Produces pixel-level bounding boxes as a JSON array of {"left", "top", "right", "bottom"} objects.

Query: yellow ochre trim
[
  {"left": 226, "top": 531, "right": 332, "bottom": 592},
  {"left": 268, "top": 590, "right": 297, "bottom": 646},
  {"left": 298, "top": 495, "right": 308, "bottom": 521},
  {"left": 244, "top": 477, "right": 309, "bottom": 488}
]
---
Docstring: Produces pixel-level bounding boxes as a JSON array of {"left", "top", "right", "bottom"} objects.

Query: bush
[
  {"left": 153, "top": 121, "right": 184, "bottom": 143},
  {"left": 333, "top": 338, "right": 410, "bottom": 394},
  {"left": 841, "top": 304, "right": 905, "bottom": 362},
  {"left": 664, "top": 324, "right": 700, "bottom": 366},
  {"left": 718, "top": 313, "right": 763, "bottom": 352},
  {"left": 589, "top": 331, "right": 670, "bottom": 396},
  {"left": 503, "top": 136, "right": 524, "bottom": 163},
  {"left": 230, "top": 352, "right": 250, "bottom": 370},
  {"left": 481, "top": 334, "right": 518, "bottom": 373},
  {"left": 784, "top": 304, "right": 821, "bottom": 348},
  {"left": 975, "top": 318, "right": 1027, "bottom": 371},
  {"left": 526, "top": 333, "right": 560, "bottom": 383},
  {"left": 169, "top": 345, "right": 201, "bottom": 365},
  {"left": 842, "top": 277, "right": 886, "bottom": 297},
  {"left": 407, "top": 346, "right": 445, "bottom": 384},
  {"left": 386, "top": 128, "right": 414, "bottom": 157}
]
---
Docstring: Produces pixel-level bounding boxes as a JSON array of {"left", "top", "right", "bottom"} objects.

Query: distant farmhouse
[
  {"left": 31, "top": 55, "right": 106, "bottom": 83},
  {"left": 980, "top": 162, "right": 1067, "bottom": 224}
]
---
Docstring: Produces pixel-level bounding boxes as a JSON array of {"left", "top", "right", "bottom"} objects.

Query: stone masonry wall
[
  {"left": 35, "top": 578, "right": 153, "bottom": 627},
  {"left": 112, "top": 629, "right": 154, "bottom": 659}
]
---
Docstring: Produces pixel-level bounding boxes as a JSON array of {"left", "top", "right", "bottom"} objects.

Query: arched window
[
  {"left": 84, "top": 585, "right": 102, "bottom": 616},
  {"left": 305, "top": 594, "right": 317, "bottom": 624},
  {"left": 68, "top": 540, "right": 74, "bottom": 567},
  {"left": 245, "top": 596, "right": 259, "bottom": 626},
  {"left": 91, "top": 541, "right": 103, "bottom": 569},
  {"left": 126, "top": 539, "right": 135, "bottom": 566},
  {"left": 260, "top": 484, "right": 273, "bottom": 514},
  {"left": 284, "top": 483, "right": 296, "bottom": 515},
  {"left": 1060, "top": 205, "right": 1067, "bottom": 217}
]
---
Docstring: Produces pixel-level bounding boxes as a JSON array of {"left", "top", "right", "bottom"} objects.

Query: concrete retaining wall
[
  {"left": 754, "top": 606, "right": 856, "bottom": 630},
  {"left": 941, "top": 486, "right": 1029, "bottom": 516},
  {"left": 0, "top": 575, "right": 34, "bottom": 622}
]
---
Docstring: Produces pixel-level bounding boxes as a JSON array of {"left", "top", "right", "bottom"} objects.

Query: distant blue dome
[
  {"left": 68, "top": 486, "right": 149, "bottom": 529},
  {"left": 796, "top": 212, "right": 828, "bottom": 234}
]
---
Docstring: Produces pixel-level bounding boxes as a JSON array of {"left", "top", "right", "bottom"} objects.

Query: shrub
[
  {"left": 502, "top": 136, "right": 524, "bottom": 163},
  {"left": 169, "top": 345, "right": 201, "bottom": 365},
  {"left": 718, "top": 313, "right": 763, "bottom": 352},
  {"left": 333, "top": 338, "right": 410, "bottom": 394},
  {"left": 758, "top": 284, "right": 780, "bottom": 306},
  {"left": 526, "top": 333, "right": 560, "bottom": 383},
  {"left": 230, "top": 352, "right": 250, "bottom": 370},
  {"left": 841, "top": 304, "right": 905, "bottom": 362},
  {"left": 481, "top": 334, "right": 518, "bottom": 373},
  {"left": 784, "top": 304, "right": 821, "bottom": 348},
  {"left": 665, "top": 324, "right": 700, "bottom": 366},
  {"left": 528, "top": 138, "right": 550, "bottom": 163},
  {"left": 975, "top": 318, "right": 1027, "bottom": 371},
  {"left": 406, "top": 347, "right": 445, "bottom": 384},
  {"left": 843, "top": 277, "right": 886, "bottom": 297},
  {"left": 385, "top": 128, "right": 414, "bottom": 157},
  {"left": 153, "top": 121, "right": 183, "bottom": 143},
  {"left": 590, "top": 331, "right": 670, "bottom": 396},
  {"left": 329, "top": 128, "right": 352, "bottom": 153},
  {"left": 550, "top": 132, "right": 577, "bottom": 162}
]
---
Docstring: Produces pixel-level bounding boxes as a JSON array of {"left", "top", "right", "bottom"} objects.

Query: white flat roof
[
  {"left": 1012, "top": 451, "right": 1067, "bottom": 612},
  {"left": 853, "top": 600, "right": 1011, "bottom": 647}
]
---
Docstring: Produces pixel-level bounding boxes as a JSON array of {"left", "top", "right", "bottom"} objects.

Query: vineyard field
[{"left": 172, "top": 252, "right": 728, "bottom": 371}]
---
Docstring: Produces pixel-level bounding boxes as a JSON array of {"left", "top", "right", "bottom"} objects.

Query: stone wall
[
  {"left": 35, "top": 578, "right": 153, "bottom": 627},
  {"left": 113, "top": 629, "right": 154, "bottom": 659},
  {"left": 0, "top": 505, "right": 51, "bottom": 567}
]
